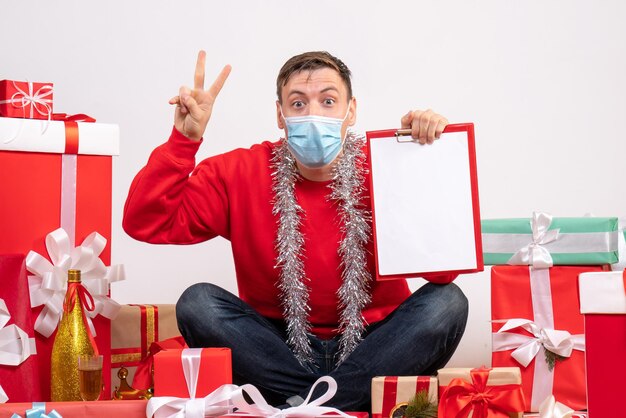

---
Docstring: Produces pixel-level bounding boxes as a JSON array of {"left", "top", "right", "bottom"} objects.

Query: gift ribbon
[
  {"left": 492, "top": 318, "right": 584, "bottom": 367},
  {"left": 438, "top": 367, "right": 525, "bottom": 418},
  {"left": 0, "top": 385, "right": 7, "bottom": 404},
  {"left": 611, "top": 217, "right": 626, "bottom": 272},
  {"left": 147, "top": 356, "right": 355, "bottom": 418},
  {"left": 507, "top": 212, "right": 560, "bottom": 268},
  {"left": 0, "top": 81, "right": 53, "bottom": 119},
  {"left": 0, "top": 81, "right": 54, "bottom": 143},
  {"left": 0, "top": 298, "right": 37, "bottom": 403},
  {"left": 482, "top": 213, "right": 618, "bottom": 266},
  {"left": 9, "top": 402, "right": 62, "bottom": 418},
  {"left": 132, "top": 336, "right": 187, "bottom": 390},
  {"left": 0, "top": 298, "right": 37, "bottom": 365},
  {"left": 231, "top": 375, "right": 356, "bottom": 418},
  {"left": 57, "top": 114, "right": 97, "bottom": 243},
  {"left": 536, "top": 395, "right": 580, "bottom": 418},
  {"left": 63, "top": 281, "right": 99, "bottom": 355},
  {"left": 133, "top": 304, "right": 159, "bottom": 360},
  {"left": 376, "top": 376, "right": 433, "bottom": 418},
  {"left": 147, "top": 348, "right": 237, "bottom": 418},
  {"left": 26, "top": 228, "right": 124, "bottom": 338},
  {"left": 492, "top": 267, "right": 570, "bottom": 411}
]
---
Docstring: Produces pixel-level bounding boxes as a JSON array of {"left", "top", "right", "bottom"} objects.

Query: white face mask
[{"left": 281, "top": 107, "right": 350, "bottom": 168}]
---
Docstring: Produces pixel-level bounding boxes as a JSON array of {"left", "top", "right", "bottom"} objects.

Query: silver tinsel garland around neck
[{"left": 270, "top": 131, "right": 372, "bottom": 367}]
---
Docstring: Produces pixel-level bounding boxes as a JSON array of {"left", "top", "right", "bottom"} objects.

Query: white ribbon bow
[
  {"left": 507, "top": 212, "right": 560, "bottom": 268},
  {"left": 0, "top": 298, "right": 37, "bottom": 403},
  {"left": 25, "top": 228, "right": 125, "bottom": 338},
  {"left": 537, "top": 395, "right": 582, "bottom": 418},
  {"left": 492, "top": 318, "right": 584, "bottom": 367},
  {"left": 147, "top": 348, "right": 354, "bottom": 418},
  {"left": 147, "top": 383, "right": 239, "bottom": 418},
  {"left": 147, "top": 348, "right": 237, "bottom": 418},
  {"left": 0, "top": 385, "right": 7, "bottom": 404},
  {"left": 232, "top": 376, "right": 355, "bottom": 418}
]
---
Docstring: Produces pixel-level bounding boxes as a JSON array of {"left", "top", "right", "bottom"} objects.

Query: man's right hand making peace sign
[{"left": 168, "top": 50, "right": 231, "bottom": 141}]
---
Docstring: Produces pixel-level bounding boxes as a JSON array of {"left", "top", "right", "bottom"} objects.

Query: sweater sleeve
[
  {"left": 122, "top": 127, "right": 230, "bottom": 244},
  {"left": 422, "top": 273, "right": 459, "bottom": 284}
]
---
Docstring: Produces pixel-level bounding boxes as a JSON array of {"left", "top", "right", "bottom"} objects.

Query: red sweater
[{"left": 123, "top": 128, "right": 455, "bottom": 339}]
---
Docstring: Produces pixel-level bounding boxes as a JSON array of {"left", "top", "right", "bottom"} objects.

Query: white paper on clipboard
[{"left": 369, "top": 129, "right": 479, "bottom": 277}]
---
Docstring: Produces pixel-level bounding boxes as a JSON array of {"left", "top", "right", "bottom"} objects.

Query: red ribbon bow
[
  {"left": 64, "top": 281, "right": 99, "bottom": 355},
  {"left": 438, "top": 367, "right": 525, "bottom": 418}
]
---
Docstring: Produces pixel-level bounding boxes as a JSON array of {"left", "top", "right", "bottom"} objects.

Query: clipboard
[{"left": 366, "top": 123, "right": 483, "bottom": 280}]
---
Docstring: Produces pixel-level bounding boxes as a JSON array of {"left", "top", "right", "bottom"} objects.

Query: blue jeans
[{"left": 176, "top": 281, "right": 468, "bottom": 412}]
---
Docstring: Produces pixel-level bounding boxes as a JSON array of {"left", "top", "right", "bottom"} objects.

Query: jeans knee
[
  {"left": 442, "top": 283, "right": 468, "bottom": 321},
  {"left": 419, "top": 282, "right": 468, "bottom": 332},
  {"left": 176, "top": 282, "right": 220, "bottom": 325}
]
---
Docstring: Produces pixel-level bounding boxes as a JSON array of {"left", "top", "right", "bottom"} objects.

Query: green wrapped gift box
[{"left": 481, "top": 215, "right": 619, "bottom": 265}]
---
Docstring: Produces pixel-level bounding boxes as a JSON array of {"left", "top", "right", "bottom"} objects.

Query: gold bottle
[{"left": 50, "top": 269, "right": 97, "bottom": 401}]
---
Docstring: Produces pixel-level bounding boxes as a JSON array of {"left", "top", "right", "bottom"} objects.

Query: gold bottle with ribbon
[{"left": 50, "top": 269, "right": 99, "bottom": 401}]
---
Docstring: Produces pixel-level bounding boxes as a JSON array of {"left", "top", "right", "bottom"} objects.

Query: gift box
[
  {"left": 0, "top": 115, "right": 119, "bottom": 155},
  {"left": 0, "top": 255, "right": 40, "bottom": 403},
  {"left": 110, "top": 304, "right": 182, "bottom": 392},
  {"left": 0, "top": 80, "right": 53, "bottom": 120},
  {"left": 371, "top": 376, "right": 437, "bottom": 418},
  {"left": 1, "top": 400, "right": 148, "bottom": 418},
  {"left": 481, "top": 213, "right": 618, "bottom": 265},
  {"left": 438, "top": 367, "right": 525, "bottom": 418},
  {"left": 219, "top": 413, "right": 369, "bottom": 418},
  {"left": 491, "top": 265, "right": 607, "bottom": 412},
  {"left": 153, "top": 347, "right": 232, "bottom": 398},
  {"left": 0, "top": 116, "right": 119, "bottom": 401},
  {"left": 579, "top": 270, "right": 626, "bottom": 418}
]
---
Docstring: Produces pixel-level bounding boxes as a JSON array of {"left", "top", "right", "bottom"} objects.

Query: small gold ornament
[
  {"left": 112, "top": 366, "right": 153, "bottom": 400},
  {"left": 50, "top": 269, "right": 99, "bottom": 401}
]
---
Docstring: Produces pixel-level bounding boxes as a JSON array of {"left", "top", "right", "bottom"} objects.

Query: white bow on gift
[
  {"left": 507, "top": 212, "right": 560, "bottom": 268},
  {"left": 232, "top": 375, "right": 355, "bottom": 418},
  {"left": 536, "top": 395, "right": 584, "bottom": 418},
  {"left": 147, "top": 348, "right": 356, "bottom": 418},
  {"left": 0, "top": 298, "right": 37, "bottom": 403},
  {"left": 492, "top": 318, "right": 584, "bottom": 367},
  {"left": 25, "top": 228, "right": 125, "bottom": 338},
  {"left": 147, "top": 348, "right": 238, "bottom": 418}
]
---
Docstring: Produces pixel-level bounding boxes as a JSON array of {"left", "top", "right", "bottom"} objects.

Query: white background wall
[{"left": 2, "top": 1, "right": 625, "bottom": 368}]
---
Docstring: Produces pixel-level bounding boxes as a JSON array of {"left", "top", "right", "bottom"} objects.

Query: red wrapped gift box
[
  {"left": 0, "top": 254, "right": 41, "bottom": 402},
  {"left": 491, "top": 265, "right": 607, "bottom": 412},
  {"left": 0, "top": 400, "right": 147, "bottom": 418},
  {"left": 579, "top": 270, "right": 626, "bottom": 418},
  {"left": 153, "top": 347, "right": 232, "bottom": 398},
  {"left": 0, "top": 116, "right": 119, "bottom": 401},
  {"left": 0, "top": 80, "right": 53, "bottom": 120}
]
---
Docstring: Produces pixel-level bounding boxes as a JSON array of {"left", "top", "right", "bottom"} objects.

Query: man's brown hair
[{"left": 276, "top": 51, "right": 352, "bottom": 103}]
